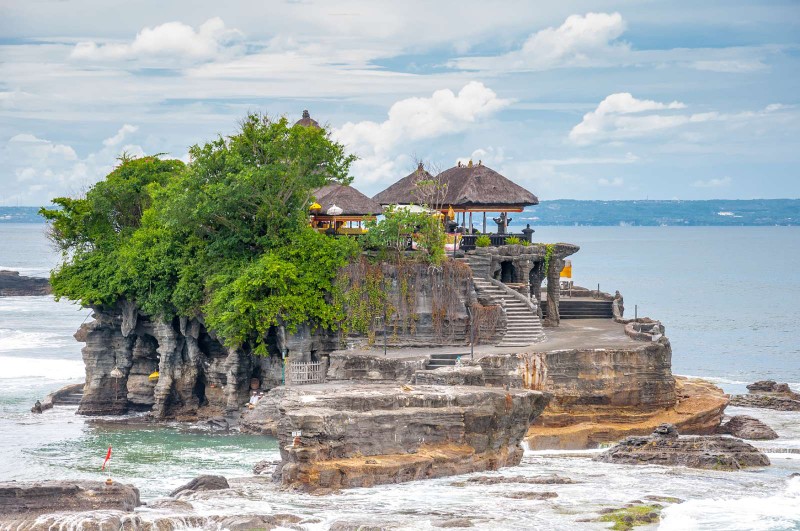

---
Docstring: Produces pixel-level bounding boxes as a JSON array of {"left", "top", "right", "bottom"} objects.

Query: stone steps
[
  {"left": 427, "top": 353, "right": 464, "bottom": 370},
  {"left": 472, "top": 278, "right": 545, "bottom": 347},
  {"left": 540, "top": 299, "right": 613, "bottom": 319}
]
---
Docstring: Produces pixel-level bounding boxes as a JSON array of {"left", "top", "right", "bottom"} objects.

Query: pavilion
[
  {"left": 372, "top": 160, "right": 538, "bottom": 235},
  {"left": 310, "top": 183, "right": 383, "bottom": 234}
]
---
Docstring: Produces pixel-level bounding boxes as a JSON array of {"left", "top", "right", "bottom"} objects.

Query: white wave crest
[
  {"left": 0, "top": 329, "right": 72, "bottom": 352},
  {"left": 661, "top": 476, "right": 800, "bottom": 531},
  {"left": 0, "top": 355, "right": 84, "bottom": 380}
]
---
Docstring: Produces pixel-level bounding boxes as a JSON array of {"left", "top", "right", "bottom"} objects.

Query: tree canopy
[{"left": 42, "top": 113, "right": 359, "bottom": 354}]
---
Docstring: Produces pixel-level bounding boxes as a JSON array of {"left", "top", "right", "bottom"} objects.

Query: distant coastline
[{"left": 2, "top": 199, "right": 798, "bottom": 226}]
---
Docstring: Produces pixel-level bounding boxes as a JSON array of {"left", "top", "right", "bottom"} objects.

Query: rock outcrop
[
  {"left": 0, "top": 270, "right": 50, "bottom": 296},
  {"left": 269, "top": 383, "right": 550, "bottom": 492},
  {"left": 75, "top": 303, "right": 333, "bottom": 417},
  {"left": 595, "top": 424, "right": 770, "bottom": 470},
  {"left": 717, "top": 415, "right": 779, "bottom": 440},
  {"left": 169, "top": 475, "right": 230, "bottom": 497},
  {"left": 527, "top": 376, "right": 728, "bottom": 449},
  {"left": 730, "top": 380, "right": 800, "bottom": 411},
  {"left": 0, "top": 480, "right": 140, "bottom": 521}
]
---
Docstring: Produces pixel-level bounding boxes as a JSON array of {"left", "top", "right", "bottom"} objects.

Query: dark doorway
[{"left": 501, "top": 261, "right": 515, "bottom": 283}]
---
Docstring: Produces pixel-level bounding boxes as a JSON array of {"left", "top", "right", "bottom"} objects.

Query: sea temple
[{"left": 42, "top": 111, "right": 734, "bottom": 492}]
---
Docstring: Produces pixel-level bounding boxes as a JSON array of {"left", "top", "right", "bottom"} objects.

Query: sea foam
[
  {"left": 0, "top": 355, "right": 84, "bottom": 380},
  {"left": 660, "top": 476, "right": 800, "bottom": 531}
]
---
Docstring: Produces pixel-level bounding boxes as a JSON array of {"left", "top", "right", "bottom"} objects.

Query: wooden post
[
  {"left": 482, "top": 212, "right": 487, "bottom": 233},
  {"left": 468, "top": 212, "right": 473, "bottom": 234}
]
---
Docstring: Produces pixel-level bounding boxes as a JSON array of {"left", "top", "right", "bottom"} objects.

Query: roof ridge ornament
[
  {"left": 302, "top": 109, "right": 310, "bottom": 119},
  {"left": 468, "top": 159, "right": 473, "bottom": 167}
]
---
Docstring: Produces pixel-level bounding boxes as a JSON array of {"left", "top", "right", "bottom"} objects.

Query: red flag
[{"left": 101, "top": 446, "right": 112, "bottom": 471}]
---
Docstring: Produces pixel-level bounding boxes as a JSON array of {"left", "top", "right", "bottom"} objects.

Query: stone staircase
[
  {"left": 56, "top": 389, "right": 84, "bottom": 406},
  {"left": 472, "top": 278, "right": 545, "bottom": 347},
  {"left": 426, "top": 353, "right": 464, "bottom": 370}
]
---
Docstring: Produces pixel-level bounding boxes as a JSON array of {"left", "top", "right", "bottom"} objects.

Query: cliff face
[
  {"left": 271, "top": 384, "right": 551, "bottom": 492},
  {"left": 76, "top": 303, "right": 335, "bottom": 417}
]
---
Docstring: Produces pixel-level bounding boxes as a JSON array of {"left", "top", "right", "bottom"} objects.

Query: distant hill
[{"left": 3, "top": 199, "right": 799, "bottom": 226}]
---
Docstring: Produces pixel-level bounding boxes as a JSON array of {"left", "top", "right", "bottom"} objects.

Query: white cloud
[
  {"left": 70, "top": 18, "right": 243, "bottom": 62},
  {"left": 8, "top": 133, "right": 78, "bottom": 160},
  {"left": 334, "top": 82, "right": 511, "bottom": 185},
  {"left": 690, "top": 59, "right": 768, "bottom": 73},
  {"left": 452, "top": 12, "right": 627, "bottom": 72},
  {"left": 103, "top": 124, "right": 139, "bottom": 147},
  {"left": 598, "top": 177, "right": 624, "bottom": 187},
  {"left": 569, "top": 93, "right": 689, "bottom": 145},
  {"left": 538, "top": 152, "right": 639, "bottom": 165},
  {"left": 692, "top": 177, "right": 732, "bottom": 188},
  {"left": 2, "top": 128, "right": 148, "bottom": 205}
]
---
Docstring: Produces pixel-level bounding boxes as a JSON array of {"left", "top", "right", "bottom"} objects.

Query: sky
[{"left": 0, "top": 0, "right": 798, "bottom": 206}]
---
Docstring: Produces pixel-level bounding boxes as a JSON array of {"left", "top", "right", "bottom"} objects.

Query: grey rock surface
[
  {"left": 595, "top": 424, "right": 770, "bottom": 470},
  {"left": 0, "top": 270, "right": 50, "bottom": 296},
  {"left": 717, "top": 415, "right": 779, "bottom": 440},
  {"left": 0, "top": 480, "right": 140, "bottom": 517},
  {"left": 169, "top": 474, "right": 230, "bottom": 497}
]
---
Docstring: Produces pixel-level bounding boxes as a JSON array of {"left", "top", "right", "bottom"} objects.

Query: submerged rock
[
  {"left": 169, "top": 475, "right": 229, "bottom": 497},
  {"left": 274, "top": 383, "right": 550, "bottom": 491},
  {"left": 730, "top": 380, "right": 800, "bottom": 411},
  {"left": 461, "top": 474, "right": 574, "bottom": 485},
  {"left": 594, "top": 424, "right": 770, "bottom": 470},
  {"left": 0, "top": 270, "right": 50, "bottom": 296},
  {"left": 717, "top": 415, "right": 779, "bottom": 440},
  {"left": 0, "top": 480, "right": 140, "bottom": 519}
]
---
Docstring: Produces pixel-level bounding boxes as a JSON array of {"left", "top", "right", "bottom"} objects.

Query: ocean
[{"left": 1, "top": 222, "right": 799, "bottom": 530}]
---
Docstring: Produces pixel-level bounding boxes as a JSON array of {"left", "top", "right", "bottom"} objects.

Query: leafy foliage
[
  {"left": 475, "top": 235, "right": 491, "bottom": 247},
  {"left": 364, "top": 205, "right": 446, "bottom": 265},
  {"left": 505, "top": 236, "right": 521, "bottom": 245},
  {"left": 42, "top": 113, "right": 360, "bottom": 354}
]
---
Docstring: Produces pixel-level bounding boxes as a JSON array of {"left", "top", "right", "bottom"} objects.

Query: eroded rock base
[{"left": 527, "top": 377, "right": 728, "bottom": 449}]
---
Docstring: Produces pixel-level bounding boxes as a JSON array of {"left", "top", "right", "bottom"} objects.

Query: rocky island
[{"left": 31, "top": 111, "right": 741, "bottom": 512}]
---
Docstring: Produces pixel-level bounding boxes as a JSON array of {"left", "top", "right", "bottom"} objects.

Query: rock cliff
[
  {"left": 75, "top": 303, "right": 334, "bottom": 417},
  {"left": 262, "top": 383, "right": 550, "bottom": 492},
  {"left": 730, "top": 380, "right": 800, "bottom": 411},
  {"left": 0, "top": 270, "right": 50, "bottom": 296}
]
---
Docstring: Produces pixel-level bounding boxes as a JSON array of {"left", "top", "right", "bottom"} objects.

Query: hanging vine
[
  {"left": 470, "top": 302, "right": 502, "bottom": 344},
  {"left": 334, "top": 256, "right": 474, "bottom": 345}
]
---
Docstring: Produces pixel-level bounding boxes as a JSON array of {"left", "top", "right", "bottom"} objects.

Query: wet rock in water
[
  {"left": 462, "top": 474, "right": 574, "bottom": 485},
  {"left": 146, "top": 498, "right": 194, "bottom": 511},
  {"left": 209, "top": 513, "right": 303, "bottom": 530},
  {"left": 597, "top": 504, "right": 663, "bottom": 530},
  {"left": 0, "top": 480, "right": 140, "bottom": 519},
  {"left": 595, "top": 424, "right": 770, "bottom": 470},
  {"left": 504, "top": 491, "right": 559, "bottom": 500},
  {"left": 434, "top": 517, "right": 475, "bottom": 528},
  {"left": 730, "top": 380, "right": 800, "bottom": 411},
  {"left": 717, "top": 415, "right": 779, "bottom": 440},
  {"left": 329, "top": 521, "right": 397, "bottom": 531},
  {"left": 169, "top": 475, "right": 229, "bottom": 497},
  {"left": 0, "top": 270, "right": 50, "bottom": 296},
  {"left": 253, "top": 459, "right": 281, "bottom": 476}
]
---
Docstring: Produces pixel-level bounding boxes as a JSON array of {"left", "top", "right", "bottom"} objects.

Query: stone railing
[
  {"left": 286, "top": 360, "right": 327, "bottom": 386},
  {"left": 487, "top": 278, "right": 539, "bottom": 311},
  {"left": 460, "top": 233, "right": 530, "bottom": 252},
  {"left": 622, "top": 318, "right": 665, "bottom": 342}
]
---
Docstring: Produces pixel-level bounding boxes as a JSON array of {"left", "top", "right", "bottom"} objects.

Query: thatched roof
[
  {"left": 312, "top": 183, "right": 383, "bottom": 216},
  {"left": 372, "top": 162, "right": 538, "bottom": 209},
  {"left": 372, "top": 162, "right": 435, "bottom": 206},
  {"left": 294, "top": 110, "right": 321, "bottom": 129}
]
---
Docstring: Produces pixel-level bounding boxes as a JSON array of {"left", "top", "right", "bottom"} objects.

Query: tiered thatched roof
[
  {"left": 312, "top": 183, "right": 383, "bottom": 217},
  {"left": 372, "top": 162, "right": 538, "bottom": 211},
  {"left": 294, "top": 110, "right": 321, "bottom": 129}
]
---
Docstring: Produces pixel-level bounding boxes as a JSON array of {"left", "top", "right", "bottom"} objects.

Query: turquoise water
[{"left": 2, "top": 223, "right": 800, "bottom": 529}]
